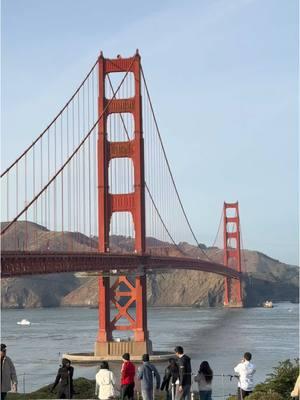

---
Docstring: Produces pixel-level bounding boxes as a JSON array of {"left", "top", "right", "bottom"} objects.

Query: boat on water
[
  {"left": 263, "top": 300, "right": 273, "bottom": 308},
  {"left": 17, "top": 319, "right": 31, "bottom": 326}
]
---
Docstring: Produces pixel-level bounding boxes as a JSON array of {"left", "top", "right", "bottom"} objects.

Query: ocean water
[{"left": 1, "top": 302, "right": 298, "bottom": 398}]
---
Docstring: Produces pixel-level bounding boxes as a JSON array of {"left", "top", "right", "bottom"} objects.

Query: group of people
[
  {"left": 94, "top": 347, "right": 257, "bottom": 400},
  {"left": 1, "top": 342, "right": 300, "bottom": 400},
  {"left": 94, "top": 346, "right": 193, "bottom": 400},
  {"left": 49, "top": 346, "right": 256, "bottom": 400}
]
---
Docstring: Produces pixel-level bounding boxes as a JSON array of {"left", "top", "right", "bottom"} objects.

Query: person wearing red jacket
[{"left": 120, "top": 353, "right": 136, "bottom": 400}]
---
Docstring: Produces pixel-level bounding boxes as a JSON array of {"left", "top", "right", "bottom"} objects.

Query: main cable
[
  {"left": 1, "top": 57, "right": 136, "bottom": 236},
  {"left": 141, "top": 66, "right": 212, "bottom": 262},
  {"left": 1, "top": 58, "right": 99, "bottom": 178},
  {"left": 106, "top": 75, "right": 187, "bottom": 256}
]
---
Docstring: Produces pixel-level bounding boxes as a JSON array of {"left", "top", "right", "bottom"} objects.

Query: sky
[{"left": 1, "top": 0, "right": 299, "bottom": 265}]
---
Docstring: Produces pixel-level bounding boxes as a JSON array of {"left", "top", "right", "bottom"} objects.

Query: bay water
[{"left": 1, "top": 302, "right": 298, "bottom": 398}]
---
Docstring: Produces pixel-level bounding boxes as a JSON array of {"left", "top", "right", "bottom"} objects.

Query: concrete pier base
[
  {"left": 223, "top": 302, "right": 243, "bottom": 308},
  {"left": 94, "top": 339, "right": 152, "bottom": 357},
  {"left": 63, "top": 350, "right": 172, "bottom": 363}
]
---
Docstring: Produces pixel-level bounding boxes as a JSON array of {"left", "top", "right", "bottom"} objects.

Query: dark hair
[
  {"left": 174, "top": 346, "right": 184, "bottom": 355},
  {"left": 244, "top": 352, "right": 252, "bottom": 361},
  {"left": 168, "top": 358, "right": 178, "bottom": 372},
  {"left": 62, "top": 358, "right": 71, "bottom": 366},
  {"left": 142, "top": 354, "right": 149, "bottom": 362},
  {"left": 199, "top": 361, "right": 213, "bottom": 383},
  {"left": 122, "top": 353, "right": 130, "bottom": 361},
  {"left": 100, "top": 361, "right": 109, "bottom": 370}
]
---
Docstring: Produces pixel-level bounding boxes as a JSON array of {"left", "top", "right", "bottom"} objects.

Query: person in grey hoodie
[
  {"left": 137, "top": 354, "right": 160, "bottom": 400},
  {"left": 1, "top": 344, "right": 17, "bottom": 400}
]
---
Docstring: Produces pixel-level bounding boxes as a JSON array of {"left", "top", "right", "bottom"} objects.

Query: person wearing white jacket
[
  {"left": 95, "top": 361, "right": 116, "bottom": 400},
  {"left": 234, "top": 352, "right": 256, "bottom": 399}
]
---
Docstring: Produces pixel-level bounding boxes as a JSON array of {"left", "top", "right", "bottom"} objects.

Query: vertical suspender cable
[
  {"left": 67, "top": 105, "right": 70, "bottom": 245},
  {"left": 82, "top": 83, "right": 86, "bottom": 237},
  {"left": 61, "top": 115, "right": 64, "bottom": 248},
  {"left": 25, "top": 153, "right": 28, "bottom": 250},
  {"left": 88, "top": 75, "right": 92, "bottom": 250},
  {"left": 54, "top": 121, "right": 57, "bottom": 232}
]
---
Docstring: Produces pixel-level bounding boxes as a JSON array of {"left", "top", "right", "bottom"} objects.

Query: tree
[
  {"left": 227, "top": 359, "right": 299, "bottom": 400},
  {"left": 254, "top": 359, "right": 299, "bottom": 399}
]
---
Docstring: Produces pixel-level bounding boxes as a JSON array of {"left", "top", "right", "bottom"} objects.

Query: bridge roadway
[{"left": 1, "top": 251, "right": 241, "bottom": 279}]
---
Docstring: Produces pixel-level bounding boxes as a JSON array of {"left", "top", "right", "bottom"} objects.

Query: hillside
[{"left": 1, "top": 222, "right": 299, "bottom": 308}]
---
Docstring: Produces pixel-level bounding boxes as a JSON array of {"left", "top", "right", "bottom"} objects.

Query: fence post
[
  {"left": 221, "top": 373, "right": 225, "bottom": 400},
  {"left": 23, "top": 373, "right": 25, "bottom": 394}
]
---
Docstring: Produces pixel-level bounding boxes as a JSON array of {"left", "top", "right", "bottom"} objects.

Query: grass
[{"left": 6, "top": 377, "right": 97, "bottom": 399}]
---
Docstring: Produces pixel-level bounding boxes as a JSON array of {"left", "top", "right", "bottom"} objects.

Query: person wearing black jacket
[
  {"left": 160, "top": 358, "right": 179, "bottom": 400},
  {"left": 51, "top": 358, "right": 74, "bottom": 399},
  {"left": 174, "top": 346, "right": 191, "bottom": 400}
]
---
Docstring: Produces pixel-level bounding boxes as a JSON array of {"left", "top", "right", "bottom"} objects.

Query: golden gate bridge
[{"left": 1, "top": 51, "right": 243, "bottom": 357}]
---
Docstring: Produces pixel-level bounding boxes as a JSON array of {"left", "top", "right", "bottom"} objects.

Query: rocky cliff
[{"left": 1, "top": 222, "right": 299, "bottom": 308}]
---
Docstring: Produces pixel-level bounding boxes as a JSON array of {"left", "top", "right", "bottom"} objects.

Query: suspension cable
[
  {"left": 141, "top": 66, "right": 212, "bottom": 261},
  {"left": 1, "top": 58, "right": 99, "bottom": 178},
  {"left": 107, "top": 75, "right": 189, "bottom": 256},
  {"left": 1, "top": 57, "right": 136, "bottom": 236},
  {"left": 212, "top": 208, "right": 224, "bottom": 249}
]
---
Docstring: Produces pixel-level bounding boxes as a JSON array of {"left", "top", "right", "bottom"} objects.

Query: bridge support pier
[
  {"left": 96, "top": 52, "right": 152, "bottom": 357},
  {"left": 94, "top": 275, "right": 152, "bottom": 357},
  {"left": 223, "top": 202, "right": 243, "bottom": 308}
]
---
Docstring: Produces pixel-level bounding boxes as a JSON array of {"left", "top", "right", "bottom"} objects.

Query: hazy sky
[{"left": 1, "top": 0, "right": 299, "bottom": 265}]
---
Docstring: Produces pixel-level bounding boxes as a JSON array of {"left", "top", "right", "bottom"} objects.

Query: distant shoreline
[{"left": 2, "top": 300, "right": 299, "bottom": 311}]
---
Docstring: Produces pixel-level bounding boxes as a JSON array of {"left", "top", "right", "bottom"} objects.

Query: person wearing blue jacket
[{"left": 137, "top": 354, "right": 161, "bottom": 400}]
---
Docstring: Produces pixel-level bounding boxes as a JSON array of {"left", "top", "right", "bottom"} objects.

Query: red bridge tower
[
  {"left": 95, "top": 52, "right": 151, "bottom": 356},
  {"left": 223, "top": 202, "right": 243, "bottom": 307}
]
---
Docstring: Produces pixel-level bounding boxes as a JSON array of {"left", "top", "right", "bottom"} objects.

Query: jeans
[
  {"left": 1, "top": 393, "right": 7, "bottom": 400},
  {"left": 237, "top": 388, "right": 252, "bottom": 399},
  {"left": 166, "top": 385, "right": 177, "bottom": 400},
  {"left": 121, "top": 383, "right": 135, "bottom": 400},
  {"left": 141, "top": 388, "right": 153, "bottom": 400},
  {"left": 199, "top": 390, "right": 212, "bottom": 400},
  {"left": 177, "top": 385, "right": 191, "bottom": 400}
]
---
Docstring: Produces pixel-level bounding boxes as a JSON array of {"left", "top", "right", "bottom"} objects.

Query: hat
[{"left": 1, "top": 344, "right": 7, "bottom": 351}]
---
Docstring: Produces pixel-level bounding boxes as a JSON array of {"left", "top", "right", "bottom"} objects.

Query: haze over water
[{"left": 1, "top": 302, "right": 298, "bottom": 398}]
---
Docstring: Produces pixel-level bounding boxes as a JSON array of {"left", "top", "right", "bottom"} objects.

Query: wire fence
[{"left": 15, "top": 371, "right": 238, "bottom": 399}]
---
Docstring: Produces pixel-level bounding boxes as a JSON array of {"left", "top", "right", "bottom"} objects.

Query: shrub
[
  {"left": 254, "top": 359, "right": 299, "bottom": 399},
  {"left": 6, "top": 377, "right": 97, "bottom": 399},
  {"left": 227, "top": 359, "right": 299, "bottom": 400},
  {"left": 248, "top": 391, "right": 283, "bottom": 400}
]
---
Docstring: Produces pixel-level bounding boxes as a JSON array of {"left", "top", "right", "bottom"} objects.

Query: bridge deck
[{"left": 1, "top": 251, "right": 241, "bottom": 279}]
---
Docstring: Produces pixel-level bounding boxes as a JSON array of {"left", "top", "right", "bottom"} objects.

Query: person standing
[
  {"left": 174, "top": 346, "right": 191, "bottom": 400},
  {"left": 234, "top": 352, "right": 256, "bottom": 399},
  {"left": 120, "top": 353, "right": 135, "bottom": 400},
  {"left": 95, "top": 361, "right": 116, "bottom": 400},
  {"left": 194, "top": 361, "right": 213, "bottom": 400},
  {"left": 51, "top": 358, "right": 74, "bottom": 399},
  {"left": 1, "top": 344, "right": 18, "bottom": 400},
  {"left": 138, "top": 354, "right": 160, "bottom": 400},
  {"left": 161, "top": 358, "right": 179, "bottom": 400}
]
